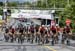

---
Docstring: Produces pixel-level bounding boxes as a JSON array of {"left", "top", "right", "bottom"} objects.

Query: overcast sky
[{"left": 0, "top": 0, "right": 37, "bottom": 3}]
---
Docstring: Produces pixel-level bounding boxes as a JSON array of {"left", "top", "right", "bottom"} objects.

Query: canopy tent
[{"left": 11, "top": 10, "right": 55, "bottom": 20}]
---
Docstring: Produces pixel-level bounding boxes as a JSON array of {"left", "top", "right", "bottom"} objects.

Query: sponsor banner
[{"left": 11, "top": 10, "right": 54, "bottom": 20}]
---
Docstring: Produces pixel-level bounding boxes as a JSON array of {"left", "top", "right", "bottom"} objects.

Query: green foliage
[
  {"left": 23, "top": 2, "right": 32, "bottom": 7},
  {"left": 36, "top": 0, "right": 42, "bottom": 7},
  {"left": 0, "top": 9, "right": 3, "bottom": 15},
  {"left": 52, "top": 0, "right": 75, "bottom": 29},
  {"left": 0, "top": 2, "right": 3, "bottom": 6},
  {"left": 7, "top": 2, "right": 18, "bottom": 7},
  {"left": 72, "top": 29, "right": 75, "bottom": 33},
  {"left": 59, "top": 20, "right": 65, "bottom": 27},
  {"left": 35, "top": 0, "right": 68, "bottom": 8}
]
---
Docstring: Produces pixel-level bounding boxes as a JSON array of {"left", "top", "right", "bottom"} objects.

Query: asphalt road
[
  {"left": 0, "top": 31, "right": 75, "bottom": 51},
  {"left": 0, "top": 45, "right": 51, "bottom": 51},
  {"left": 0, "top": 42, "right": 75, "bottom": 51}
]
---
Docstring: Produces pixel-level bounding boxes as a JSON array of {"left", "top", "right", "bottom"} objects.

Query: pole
[
  {"left": 45, "top": 0, "right": 48, "bottom": 25},
  {"left": 46, "top": 19, "right": 47, "bottom": 25}
]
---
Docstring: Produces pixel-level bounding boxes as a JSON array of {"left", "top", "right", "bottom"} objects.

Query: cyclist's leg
[
  {"left": 31, "top": 32, "right": 34, "bottom": 43},
  {"left": 35, "top": 32, "right": 38, "bottom": 43},
  {"left": 52, "top": 35, "right": 55, "bottom": 45},
  {"left": 51, "top": 33, "right": 55, "bottom": 46},
  {"left": 37, "top": 32, "right": 41, "bottom": 44},
  {"left": 66, "top": 34, "right": 70, "bottom": 45},
  {"left": 27, "top": 32, "right": 30, "bottom": 42}
]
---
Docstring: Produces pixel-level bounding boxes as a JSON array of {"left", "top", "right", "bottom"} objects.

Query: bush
[
  {"left": 0, "top": 9, "right": 3, "bottom": 15},
  {"left": 59, "top": 20, "right": 65, "bottom": 27},
  {"left": 72, "top": 29, "right": 75, "bottom": 33}
]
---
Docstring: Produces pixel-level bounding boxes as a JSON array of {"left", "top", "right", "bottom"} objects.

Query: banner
[{"left": 11, "top": 10, "right": 55, "bottom": 20}]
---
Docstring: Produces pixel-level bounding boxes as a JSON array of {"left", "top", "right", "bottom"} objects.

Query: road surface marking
[{"left": 45, "top": 46, "right": 57, "bottom": 51}]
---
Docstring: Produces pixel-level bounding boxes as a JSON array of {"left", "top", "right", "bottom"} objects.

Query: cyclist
[
  {"left": 56, "top": 24, "right": 60, "bottom": 44},
  {"left": 39, "top": 25, "right": 45, "bottom": 44},
  {"left": 35, "top": 25, "right": 40, "bottom": 43},
  {"left": 50, "top": 25, "right": 57, "bottom": 45},
  {"left": 4, "top": 27, "right": 9, "bottom": 42},
  {"left": 30, "top": 25, "right": 35, "bottom": 43},
  {"left": 65, "top": 25, "right": 72, "bottom": 45}
]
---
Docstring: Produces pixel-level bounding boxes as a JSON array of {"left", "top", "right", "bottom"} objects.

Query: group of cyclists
[{"left": 3, "top": 23, "right": 72, "bottom": 45}]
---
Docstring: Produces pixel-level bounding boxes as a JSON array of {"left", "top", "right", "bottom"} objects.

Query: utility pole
[{"left": 46, "top": 0, "right": 48, "bottom": 25}]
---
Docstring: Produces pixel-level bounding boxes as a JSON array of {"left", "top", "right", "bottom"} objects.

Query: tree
[
  {"left": 0, "top": 2, "right": 3, "bottom": 6},
  {"left": 57, "top": 0, "right": 75, "bottom": 30},
  {"left": 35, "top": 0, "right": 43, "bottom": 8},
  {"left": 0, "top": 9, "right": 3, "bottom": 15},
  {"left": 7, "top": 2, "right": 18, "bottom": 7}
]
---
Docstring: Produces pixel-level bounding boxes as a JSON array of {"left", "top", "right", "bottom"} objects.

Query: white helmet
[
  {"left": 56, "top": 24, "right": 58, "bottom": 26},
  {"left": 42, "top": 25, "right": 44, "bottom": 27}
]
